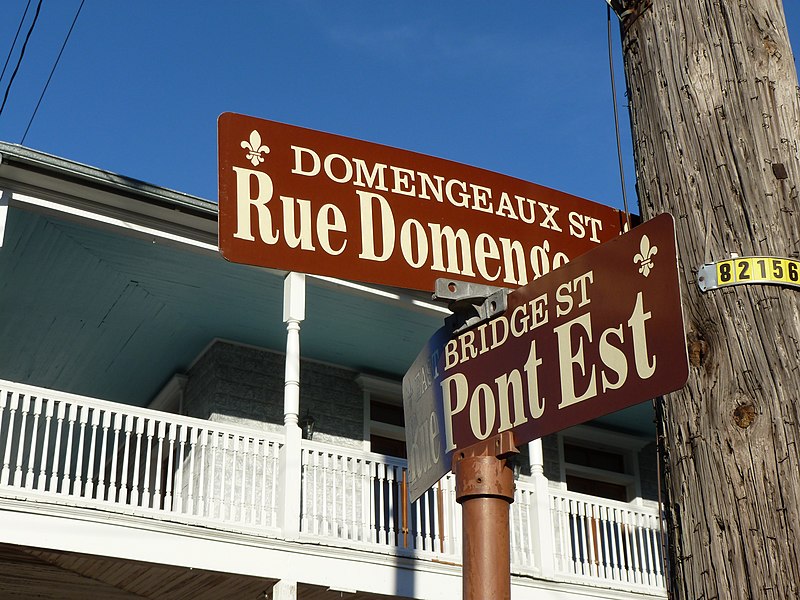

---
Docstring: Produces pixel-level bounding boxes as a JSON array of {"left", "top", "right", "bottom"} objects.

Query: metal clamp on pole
[{"left": 433, "top": 278, "right": 509, "bottom": 335}]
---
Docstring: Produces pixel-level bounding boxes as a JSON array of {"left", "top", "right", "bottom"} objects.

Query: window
[
  {"left": 357, "top": 375, "right": 406, "bottom": 457},
  {"left": 370, "top": 398, "right": 406, "bottom": 458},
  {"left": 559, "top": 425, "right": 649, "bottom": 504}
]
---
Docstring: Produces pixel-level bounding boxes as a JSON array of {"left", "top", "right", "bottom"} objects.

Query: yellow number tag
[
  {"left": 770, "top": 258, "right": 788, "bottom": 283},
  {"left": 734, "top": 258, "right": 753, "bottom": 282},
  {"left": 701, "top": 256, "right": 800, "bottom": 291},
  {"left": 716, "top": 260, "right": 735, "bottom": 285}
]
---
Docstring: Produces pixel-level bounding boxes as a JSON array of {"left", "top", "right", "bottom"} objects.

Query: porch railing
[
  {"left": 550, "top": 489, "right": 666, "bottom": 589},
  {"left": 300, "top": 441, "right": 460, "bottom": 557},
  {"left": 0, "top": 379, "right": 283, "bottom": 532},
  {"left": 0, "top": 378, "right": 665, "bottom": 594}
]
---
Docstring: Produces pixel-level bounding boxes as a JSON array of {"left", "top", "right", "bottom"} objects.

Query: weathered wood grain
[{"left": 620, "top": 1, "right": 800, "bottom": 598}]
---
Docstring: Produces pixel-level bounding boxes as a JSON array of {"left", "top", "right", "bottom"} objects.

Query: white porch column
[
  {"left": 278, "top": 272, "right": 305, "bottom": 539},
  {"left": 271, "top": 579, "right": 297, "bottom": 600},
  {"left": 528, "top": 438, "right": 556, "bottom": 578},
  {"left": 0, "top": 190, "right": 8, "bottom": 247}
]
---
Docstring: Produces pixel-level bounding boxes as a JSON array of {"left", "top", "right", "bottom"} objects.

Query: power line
[
  {"left": 22, "top": 0, "right": 86, "bottom": 144},
  {"left": 0, "top": 0, "right": 33, "bottom": 86},
  {"left": 0, "top": 0, "right": 42, "bottom": 118},
  {"left": 606, "top": 3, "right": 631, "bottom": 230}
]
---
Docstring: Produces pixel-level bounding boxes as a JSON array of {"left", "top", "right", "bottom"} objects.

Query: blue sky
[{"left": 1, "top": 2, "right": 799, "bottom": 212}]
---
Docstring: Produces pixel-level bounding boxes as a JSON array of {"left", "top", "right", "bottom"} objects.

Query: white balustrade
[
  {"left": 0, "top": 379, "right": 283, "bottom": 532},
  {"left": 549, "top": 489, "right": 665, "bottom": 589},
  {"left": 0, "top": 378, "right": 666, "bottom": 594},
  {"left": 300, "top": 441, "right": 460, "bottom": 559}
]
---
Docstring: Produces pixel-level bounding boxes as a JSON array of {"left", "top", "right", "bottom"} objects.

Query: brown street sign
[
  {"left": 218, "top": 113, "right": 628, "bottom": 292},
  {"left": 402, "top": 213, "right": 688, "bottom": 501}
]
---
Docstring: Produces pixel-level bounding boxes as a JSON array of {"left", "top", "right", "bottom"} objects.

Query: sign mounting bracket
[{"left": 433, "top": 278, "right": 509, "bottom": 334}]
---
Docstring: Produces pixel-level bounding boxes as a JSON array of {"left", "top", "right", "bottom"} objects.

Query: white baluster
[
  {"left": 236, "top": 435, "right": 247, "bottom": 522},
  {"left": 119, "top": 414, "right": 134, "bottom": 504},
  {"left": 229, "top": 434, "right": 239, "bottom": 521},
  {"left": 61, "top": 404, "right": 79, "bottom": 495},
  {"left": 652, "top": 512, "right": 665, "bottom": 587},
  {"left": 321, "top": 451, "right": 330, "bottom": 536},
  {"left": 153, "top": 421, "right": 166, "bottom": 509},
  {"left": 26, "top": 396, "right": 43, "bottom": 489},
  {"left": 331, "top": 453, "right": 339, "bottom": 538},
  {"left": 311, "top": 449, "right": 321, "bottom": 535},
  {"left": 14, "top": 394, "right": 30, "bottom": 486},
  {"left": 376, "top": 462, "right": 386, "bottom": 545},
  {"left": 218, "top": 433, "right": 229, "bottom": 520},
  {"left": 621, "top": 509, "right": 634, "bottom": 583},
  {"left": 409, "top": 490, "right": 421, "bottom": 551},
  {"left": 598, "top": 504, "right": 610, "bottom": 579},
  {"left": 260, "top": 440, "right": 269, "bottom": 526},
  {"left": 107, "top": 410, "right": 123, "bottom": 500},
  {"left": 130, "top": 417, "right": 144, "bottom": 506},
  {"left": 388, "top": 465, "right": 398, "bottom": 547},
  {"left": 433, "top": 483, "right": 443, "bottom": 554},
  {"left": 608, "top": 506, "right": 621, "bottom": 582},
  {"left": 142, "top": 419, "right": 155, "bottom": 508},
  {"left": 238, "top": 436, "right": 249, "bottom": 522},
  {"left": 351, "top": 457, "right": 359, "bottom": 541},
  {"left": 571, "top": 499, "right": 583, "bottom": 574},
  {"left": 209, "top": 432, "right": 220, "bottom": 518},
  {"left": 173, "top": 425, "right": 187, "bottom": 514},
  {"left": 249, "top": 437, "right": 258, "bottom": 524},
  {"left": 197, "top": 429, "right": 208, "bottom": 517},
  {"left": 587, "top": 502, "right": 598, "bottom": 577},
  {"left": 73, "top": 405, "right": 89, "bottom": 497},
  {"left": 86, "top": 409, "right": 100, "bottom": 498},
  {"left": 270, "top": 441, "right": 279, "bottom": 527},
  {"left": 360, "top": 457, "right": 370, "bottom": 543},
  {"left": 186, "top": 427, "right": 197, "bottom": 515},
  {"left": 1, "top": 392, "right": 19, "bottom": 485},
  {"left": 635, "top": 514, "right": 647, "bottom": 585},
  {"left": 37, "top": 399, "right": 54, "bottom": 492},
  {"left": 50, "top": 402, "right": 67, "bottom": 493},
  {"left": 347, "top": 457, "right": 356, "bottom": 540},
  {"left": 0, "top": 389, "right": 8, "bottom": 481},
  {"left": 97, "top": 411, "right": 111, "bottom": 501},
  {"left": 509, "top": 488, "right": 521, "bottom": 564},
  {"left": 164, "top": 424, "right": 176, "bottom": 510}
]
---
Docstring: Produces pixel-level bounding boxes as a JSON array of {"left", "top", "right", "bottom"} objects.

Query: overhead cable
[
  {"left": 22, "top": 0, "right": 87, "bottom": 143},
  {"left": 0, "top": 0, "right": 43, "bottom": 118},
  {"left": 607, "top": 3, "right": 631, "bottom": 230},
  {"left": 0, "top": 0, "right": 33, "bottom": 87}
]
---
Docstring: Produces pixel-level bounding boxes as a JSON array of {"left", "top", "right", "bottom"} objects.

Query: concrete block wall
[{"left": 183, "top": 340, "right": 365, "bottom": 449}]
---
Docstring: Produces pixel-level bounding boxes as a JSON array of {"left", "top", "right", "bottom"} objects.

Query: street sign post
[
  {"left": 403, "top": 213, "right": 689, "bottom": 502},
  {"left": 218, "top": 113, "right": 628, "bottom": 292}
]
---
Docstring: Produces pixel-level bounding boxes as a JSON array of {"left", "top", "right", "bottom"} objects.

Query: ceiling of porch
[
  {"left": 0, "top": 206, "right": 443, "bottom": 408},
  {"left": 0, "top": 543, "right": 407, "bottom": 600}
]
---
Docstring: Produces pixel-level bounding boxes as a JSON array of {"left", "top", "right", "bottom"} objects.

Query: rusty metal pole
[{"left": 453, "top": 431, "right": 518, "bottom": 600}]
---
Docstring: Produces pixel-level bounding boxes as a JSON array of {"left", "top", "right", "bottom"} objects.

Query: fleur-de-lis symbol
[
  {"left": 241, "top": 130, "right": 270, "bottom": 166},
  {"left": 634, "top": 234, "right": 658, "bottom": 277}
]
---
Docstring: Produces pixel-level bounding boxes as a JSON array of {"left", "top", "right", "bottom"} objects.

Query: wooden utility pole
[{"left": 615, "top": 1, "right": 800, "bottom": 597}]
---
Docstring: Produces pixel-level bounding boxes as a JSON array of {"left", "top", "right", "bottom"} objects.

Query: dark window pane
[
  {"left": 564, "top": 443, "right": 626, "bottom": 473},
  {"left": 371, "top": 434, "right": 407, "bottom": 458},
  {"left": 371, "top": 400, "right": 405, "bottom": 427},
  {"left": 566, "top": 474, "right": 628, "bottom": 502}
]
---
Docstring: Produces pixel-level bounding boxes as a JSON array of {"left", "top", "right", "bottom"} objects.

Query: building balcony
[{"left": 0, "top": 377, "right": 665, "bottom": 598}]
